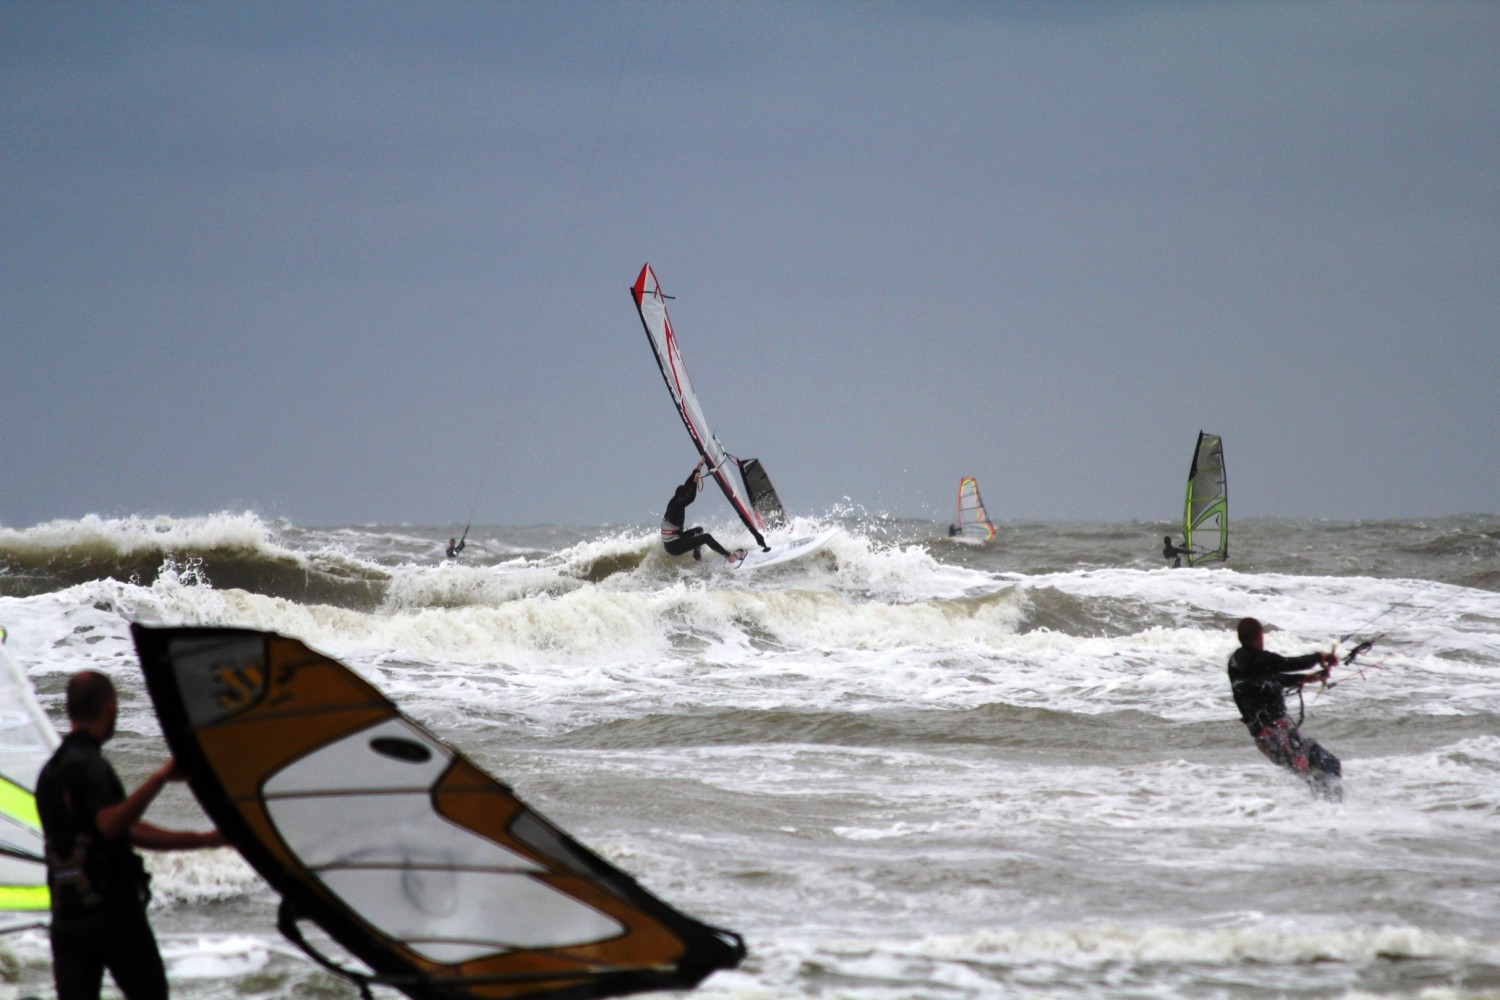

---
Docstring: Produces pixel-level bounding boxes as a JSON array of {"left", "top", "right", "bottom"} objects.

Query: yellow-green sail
[
  {"left": 1183, "top": 432, "right": 1228, "bottom": 565},
  {"left": 0, "top": 636, "right": 58, "bottom": 918}
]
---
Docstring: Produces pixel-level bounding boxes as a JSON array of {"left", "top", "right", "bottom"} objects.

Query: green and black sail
[{"left": 1183, "top": 432, "right": 1228, "bottom": 565}]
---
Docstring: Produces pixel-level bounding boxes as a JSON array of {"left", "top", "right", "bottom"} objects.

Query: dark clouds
[{"left": 3, "top": 1, "right": 1496, "bottom": 528}]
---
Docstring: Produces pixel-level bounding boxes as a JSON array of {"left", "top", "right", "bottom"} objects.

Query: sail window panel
[
  {"left": 318, "top": 868, "right": 625, "bottom": 962},
  {"left": 0, "top": 708, "right": 54, "bottom": 759},
  {"left": 1191, "top": 484, "right": 1226, "bottom": 509},
  {"left": 0, "top": 854, "right": 43, "bottom": 886},
  {"left": 0, "top": 653, "right": 60, "bottom": 790},
  {"left": 264, "top": 719, "right": 452, "bottom": 796},
  {"left": 0, "top": 812, "right": 42, "bottom": 855},
  {"left": 266, "top": 791, "right": 546, "bottom": 874},
  {"left": 509, "top": 812, "right": 608, "bottom": 880},
  {"left": 1192, "top": 510, "right": 1225, "bottom": 538},
  {"left": 165, "top": 634, "right": 269, "bottom": 728}
]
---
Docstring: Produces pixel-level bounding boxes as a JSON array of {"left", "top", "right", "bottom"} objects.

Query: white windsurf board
[{"left": 730, "top": 529, "right": 837, "bottom": 571}]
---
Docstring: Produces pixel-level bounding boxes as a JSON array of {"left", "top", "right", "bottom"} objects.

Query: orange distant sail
[{"left": 952, "top": 477, "right": 997, "bottom": 542}]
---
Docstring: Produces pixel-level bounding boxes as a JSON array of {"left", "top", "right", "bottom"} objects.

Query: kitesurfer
[
  {"left": 36, "top": 670, "right": 226, "bottom": 1000},
  {"left": 662, "top": 459, "right": 735, "bottom": 562},
  {"left": 445, "top": 536, "right": 465, "bottom": 559},
  {"left": 1226, "top": 617, "right": 1343, "bottom": 801},
  {"left": 1163, "top": 536, "right": 1189, "bottom": 568}
]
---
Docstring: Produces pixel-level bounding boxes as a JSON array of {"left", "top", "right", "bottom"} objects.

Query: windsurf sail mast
[
  {"left": 1183, "top": 431, "right": 1228, "bottom": 565},
  {"left": 131, "top": 624, "right": 744, "bottom": 1000},
  {"left": 952, "top": 477, "right": 997, "bottom": 541},
  {"left": 0, "top": 633, "right": 58, "bottom": 922},
  {"left": 630, "top": 264, "right": 771, "bottom": 549}
]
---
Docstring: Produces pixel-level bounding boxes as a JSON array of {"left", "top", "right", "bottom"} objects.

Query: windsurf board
[{"left": 730, "top": 529, "right": 837, "bottom": 571}]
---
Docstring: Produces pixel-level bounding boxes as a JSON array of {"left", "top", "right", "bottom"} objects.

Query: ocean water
[{"left": 1, "top": 510, "right": 1498, "bottom": 1000}]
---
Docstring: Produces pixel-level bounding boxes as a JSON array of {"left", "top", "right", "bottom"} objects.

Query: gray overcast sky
[{"left": 3, "top": 1, "right": 1496, "bottom": 529}]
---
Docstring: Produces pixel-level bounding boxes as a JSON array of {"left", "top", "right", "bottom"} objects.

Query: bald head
[
  {"left": 66, "top": 670, "right": 117, "bottom": 725},
  {"left": 1237, "top": 617, "right": 1264, "bottom": 649}
]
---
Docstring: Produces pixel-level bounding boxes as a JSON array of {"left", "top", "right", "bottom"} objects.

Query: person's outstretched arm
[{"left": 96, "top": 758, "right": 224, "bottom": 850}]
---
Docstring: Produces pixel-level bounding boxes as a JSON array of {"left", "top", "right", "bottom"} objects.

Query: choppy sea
[{"left": 1, "top": 510, "right": 1498, "bottom": 1000}]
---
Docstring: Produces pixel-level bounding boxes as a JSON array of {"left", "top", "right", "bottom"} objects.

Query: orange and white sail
[{"left": 133, "top": 624, "right": 745, "bottom": 1000}]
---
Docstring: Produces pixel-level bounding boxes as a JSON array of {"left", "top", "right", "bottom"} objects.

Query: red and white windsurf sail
[{"left": 631, "top": 264, "right": 768, "bottom": 549}]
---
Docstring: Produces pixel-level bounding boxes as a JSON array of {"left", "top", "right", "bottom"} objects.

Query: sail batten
[
  {"left": 133, "top": 624, "right": 744, "bottom": 1000},
  {"left": 631, "top": 264, "right": 773, "bottom": 548},
  {"left": 1183, "top": 432, "right": 1228, "bottom": 565}
]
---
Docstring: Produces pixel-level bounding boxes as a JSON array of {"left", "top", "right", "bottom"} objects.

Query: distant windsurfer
[
  {"left": 446, "top": 536, "right": 465, "bottom": 559},
  {"left": 1226, "top": 617, "right": 1343, "bottom": 801},
  {"left": 663, "top": 460, "right": 736, "bottom": 563},
  {"left": 1163, "top": 536, "right": 1189, "bottom": 568},
  {"left": 36, "top": 670, "right": 226, "bottom": 1000}
]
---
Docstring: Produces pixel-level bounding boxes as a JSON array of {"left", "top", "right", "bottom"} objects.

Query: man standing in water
[
  {"left": 1226, "top": 617, "right": 1343, "bottom": 801},
  {"left": 37, "top": 670, "right": 226, "bottom": 1000},
  {"left": 1163, "top": 535, "right": 1190, "bottom": 568},
  {"left": 662, "top": 459, "right": 741, "bottom": 564}
]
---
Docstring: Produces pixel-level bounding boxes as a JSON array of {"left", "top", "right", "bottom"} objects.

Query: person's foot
[
  {"left": 726, "top": 548, "right": 747, "bottom": 568},
  {"left": 693, "top": 548, "right": 702, "bottom": 561}
]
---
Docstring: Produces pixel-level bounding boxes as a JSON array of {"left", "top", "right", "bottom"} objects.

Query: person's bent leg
[
  {"left": 1253, "top": 721, "right": 1296, "bottom": 771},
  {"left": 665, "top": 529, "right": 704, "bottom": 558}
]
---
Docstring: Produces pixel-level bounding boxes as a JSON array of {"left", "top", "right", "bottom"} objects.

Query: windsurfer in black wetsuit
[
  {"left": 1226, "top": 617, "right": 1343, "bottom": 801},
  {"left": 1163, "top": 536, "right": 1189, "bottom": 568},
  {"left": 662, "top": 459, "right": 735, "bottom": 562},
  {"left": 446, "top": 536, "right": 465, "bottom": 559}
]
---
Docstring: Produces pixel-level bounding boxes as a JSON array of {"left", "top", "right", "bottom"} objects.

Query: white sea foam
[
  {"left": 3, "top": 516, "right": 1498, "bottom": 1000},
  {"left": 0, "top": 510, "right": 283, "bottom": 555},
  {"left": 160, "top": 935, "right": 276, "bottom": 981},
  {"left": 146, "top": 847, "right": 263, "bottom": 906}
]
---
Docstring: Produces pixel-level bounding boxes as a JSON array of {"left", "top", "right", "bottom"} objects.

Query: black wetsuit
[
  {"left": 36, "top": 731, "right": 167, "bottom": 1000},
  {"left": 1164, "top": 539, "right": 1187, "bottom": 568},
  {"left": 662, "top": 471, "right": 730, "bottom": 560},
  {"left": 446, "top": 538, "right": 465, "bottom": 559},
  {"left": 1227, "top": 646, "right": 1342, "bottom": 800}
]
